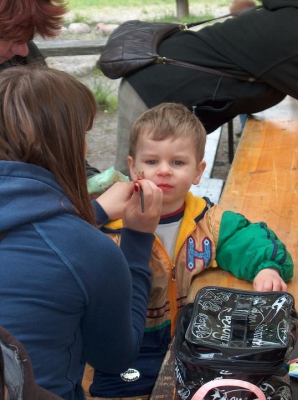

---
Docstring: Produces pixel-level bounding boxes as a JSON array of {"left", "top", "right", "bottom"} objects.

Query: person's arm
[
  {"left": 216, "top": 210, "right": 293, "bottom": 285},
  {"left": 81, "top": 227, "right": 154, "bottom": 373},
  {"left": 199, "top": 4, "right": 298, "bottom": 100},
  {"left": 258, "top": 56, "right": 298, "bottom": 101},
  {"left": 252, "top": 267, "right": 288, "bottom": 291},
  {"left": 82, "top": 179, "right": 162, "bottom": 373},
  {"left": 91, "top": 181, "right": 136, "bottom": 227},
  {"left": 91, "top": 199, "right": 110, "bottom": 227},
  {"left": 93, "top": 181, "right": 135, "bottom": 223}
]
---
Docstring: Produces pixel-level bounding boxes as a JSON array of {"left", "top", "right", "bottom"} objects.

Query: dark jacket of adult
[
  {"left": 0, "top": 325, "right": 62, "bottom": 400},
  {"left": 127, "top": 0, "right": 298, "bottom": 133},
  {"left": 0, "top": 161, "right": 153, "bottom": 400},
  {"left": 0, "top": 41, "right": 46, "bottom": 70}
]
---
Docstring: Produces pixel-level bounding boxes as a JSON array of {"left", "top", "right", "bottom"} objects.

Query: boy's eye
[
  {"left": 146, "top": 160, "right": 158, "bottom": 165},
  {"left": 173, "top": 160, "right": 184, "bottom": 166}
]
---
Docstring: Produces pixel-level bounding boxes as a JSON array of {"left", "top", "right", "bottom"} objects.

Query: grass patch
[
  {"left": 67, "top": 0, "right": 231, "bottom": 10},
  {"left": 147, "top": 12, "right": 215, "bottom": 24},
  {"left": 92, "top": 81, "right": 118, "bottom": 113},
  {"left": 71, "top": 12, "right": 88, "bottom": 23},
  {"left": 65, "top": 0, "right": 232, "bottom": 25}
]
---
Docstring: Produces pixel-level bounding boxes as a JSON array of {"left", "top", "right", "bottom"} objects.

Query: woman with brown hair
[
  {"left": 0, "top": 65, "right": 163, "bottom": 400},
  {"left": 0, "top": 0, "right": 66, "bottom": 67},
  {"left": 0, "top": 0, "right": 100, "bottom": 178}
]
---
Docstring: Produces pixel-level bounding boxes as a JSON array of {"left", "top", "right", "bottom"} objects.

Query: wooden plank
[
  {"left": 150, "top": 339, "right": 177, "bottom": 400},
  {"left": 34, "top": 39, "right": 107, "bottom": 57},
  {"left": 219, "top": 96, "right": 298, "bottom": 305}
]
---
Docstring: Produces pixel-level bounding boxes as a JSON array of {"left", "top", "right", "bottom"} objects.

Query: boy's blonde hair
[{"left": 129, "top": 103, "right": 206, "bottom": 162}]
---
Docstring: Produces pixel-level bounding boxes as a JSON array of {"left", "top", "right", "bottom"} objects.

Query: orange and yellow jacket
[{"left": 90, "top": 192, "right": 293, "bottom": 398}]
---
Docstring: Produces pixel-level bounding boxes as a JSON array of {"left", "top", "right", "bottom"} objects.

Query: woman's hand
[
  {"left": 95, "top": 181, "right": 135, "bottom": 221},
  {"left": 95, "top": 180, "right": 163, "bottom": 232},
  {"left": 123, "top": 179, "right": 163, "bottom": 234}
]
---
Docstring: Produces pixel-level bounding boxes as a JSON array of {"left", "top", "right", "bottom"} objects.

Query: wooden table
[
  {"left": 220, "top": 96, "right": 298, "bottom": 305},
  {"left": 150, "top": 96, "right": 298, "bottom": 399}
]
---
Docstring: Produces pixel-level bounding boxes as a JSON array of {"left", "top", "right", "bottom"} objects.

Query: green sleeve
[{"left": 216, "top": 211, "right": 293, "bottom": 282}]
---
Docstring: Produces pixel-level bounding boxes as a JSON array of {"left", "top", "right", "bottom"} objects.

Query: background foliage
[{"left": 67, "top": 0, "right": 230, "bottom": 9}]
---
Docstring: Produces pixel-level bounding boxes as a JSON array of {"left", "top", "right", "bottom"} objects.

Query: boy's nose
[
  {"left": 157, "top": 162, "right": 172, "bottom": 175},
  {"left": 11, "top": 42, "right": 29, "bottom": 57}
]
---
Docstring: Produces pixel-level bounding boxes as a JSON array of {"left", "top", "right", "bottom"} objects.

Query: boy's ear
[
  {"left": 127, "top": 156, "right": 138, "bottom": 181},
  {"left": 192, "top": 160, "right": 206, "bottom": 185}
]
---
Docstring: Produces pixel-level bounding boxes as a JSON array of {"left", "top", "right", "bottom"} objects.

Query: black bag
[
  {"left": 98, "top": 20, "right": 183, "bottom": 79},
  {"left": 98, "top": 6, "right": 262, "bottom": 80},
  {"left": 175, "top": 286, "right": 298, "bottom": 400}
]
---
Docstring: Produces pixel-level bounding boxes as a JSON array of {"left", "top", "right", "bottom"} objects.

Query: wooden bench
[
  {"left": 149, "top": 95, "right": 298, "bottom": 399},
  {"left": 33, "top": 39, "right": 107, "bottom": 57},
  {"left": 220, "top": 95, "right": 298, "bottom": 300}
]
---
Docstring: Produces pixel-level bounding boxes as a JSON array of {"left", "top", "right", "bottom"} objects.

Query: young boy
[{"left": 84, "top": 103, "right": 293, "bottom": 400}]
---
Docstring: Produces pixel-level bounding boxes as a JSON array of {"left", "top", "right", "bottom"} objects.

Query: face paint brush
[{"left": 137, "top": 171, "right": 145, "bottom": 213}]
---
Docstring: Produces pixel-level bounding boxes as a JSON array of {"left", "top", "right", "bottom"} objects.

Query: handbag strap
[
  {"left": 183, "top": 5, "right": 263, "bottom": 30},
  {"left": 156, "top": 56, "right": 260, "bottom": 82},
  {"left": 155, "top": 5, "right": 263, "bottom": 83},
  {"left": 191, "top": 379, "right": 266, "bottom": 400},
  {"left": 230, "top": 295, "right": 253, "bottom": 346}
]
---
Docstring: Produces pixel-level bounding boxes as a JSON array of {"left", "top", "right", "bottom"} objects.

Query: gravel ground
[{"left": 46, "top": 3, "right": 240, "bottom": 182}]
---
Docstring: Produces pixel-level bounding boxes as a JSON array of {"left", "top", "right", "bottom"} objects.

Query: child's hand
[{"left": 253, "top": 268, "right": 287, "bottom": 292}]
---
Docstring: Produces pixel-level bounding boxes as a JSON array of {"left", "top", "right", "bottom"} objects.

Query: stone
[
  {"left": 68, "top": 23, "right": 91, "bottom": 34},
  {"left": 94, "top": 23, "right": 118, "bottom": 36}
]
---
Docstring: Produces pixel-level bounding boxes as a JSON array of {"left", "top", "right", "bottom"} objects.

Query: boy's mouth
[{"left": 157, "top": 184, "right": 173, "bottom": 191}]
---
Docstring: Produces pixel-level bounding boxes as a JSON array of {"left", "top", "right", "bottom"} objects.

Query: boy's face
[{"left": 128, "top": 133, "right": 206, "bottom": 216}]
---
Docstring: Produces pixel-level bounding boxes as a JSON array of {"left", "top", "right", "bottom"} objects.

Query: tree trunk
[{"left": 176, "top": 0, "right": 189, "bottom": 19}]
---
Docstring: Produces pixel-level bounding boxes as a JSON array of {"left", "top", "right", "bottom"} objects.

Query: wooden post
[{"left": 176, "top": 0, "right": 189, "bottom": 19}]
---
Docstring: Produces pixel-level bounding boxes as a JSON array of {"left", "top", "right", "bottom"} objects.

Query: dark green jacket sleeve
[{"left": 216, "top": 210, "right": 293, "bottom": 282}]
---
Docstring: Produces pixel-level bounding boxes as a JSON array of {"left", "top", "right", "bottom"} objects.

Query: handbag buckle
[
  {"left": 156, "top": 56, "right": 167, "bottom": 64},
  {"left": 179, "top": 23, "right": 188, "bottom": 31}
]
